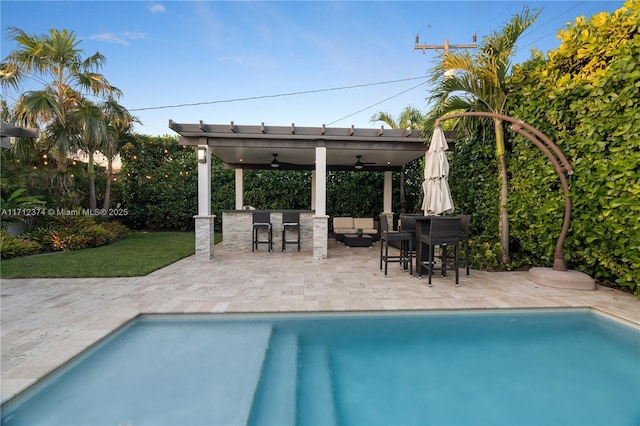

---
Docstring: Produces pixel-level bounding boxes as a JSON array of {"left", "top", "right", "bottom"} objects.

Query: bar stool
[
  {"left": 379, "top": 214, "right": 413, "bottom": 276},
  {"left": 252, "top": 211, "right": 272, "bottom": 252},
  {"left": 282, "top": 211, "right": 300, "bottom": 252},
  {"left": 418, "top": 217, "right": 461, "bottom": 286}
]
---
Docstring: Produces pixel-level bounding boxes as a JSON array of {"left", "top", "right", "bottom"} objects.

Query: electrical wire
[
  {"left": 128, "top": 76, "right": 427, "bottom": 112},
  {"left": 326, "top": 80, "right": 428, "bottom": 126}
]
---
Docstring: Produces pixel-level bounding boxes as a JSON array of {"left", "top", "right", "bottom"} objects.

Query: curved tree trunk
[{"left": 494, "top": 118, "right": 510, "bottom": 264}]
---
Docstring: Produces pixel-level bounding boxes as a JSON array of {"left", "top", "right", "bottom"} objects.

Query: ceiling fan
[
  {"left": 270, "top": 153, "right": 297, "bottom": 168},
  {"left": 354, "top": 155, "right": 376, "bottom": 169}
]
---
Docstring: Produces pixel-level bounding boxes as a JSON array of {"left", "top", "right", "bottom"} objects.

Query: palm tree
[
  {"left": 370, "top": 107, "right": 423, "bottom": 131},
  {"left": 426, "top": 7, "right": 540, "bottom": 264},
  {"left": 73, "top": 99, "right": 106, "bottom": 210},
  {"left": 1, "top": 27, "right": 121, "bottom": 200},
  {"left": 101, "top": 98, "right": 137, "bottom": 211},
  {"left": 370, "top": 106, "right": 424, "bottom": 213}
]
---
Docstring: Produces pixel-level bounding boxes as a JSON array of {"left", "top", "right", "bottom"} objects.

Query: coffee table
[{"left": 344, "top": 234, "right": 373, "bottom": 247}]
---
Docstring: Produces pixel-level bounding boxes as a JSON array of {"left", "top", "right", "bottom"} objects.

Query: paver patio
[{"left": 1, "top": 239, "right": 638, "bottom": 403}]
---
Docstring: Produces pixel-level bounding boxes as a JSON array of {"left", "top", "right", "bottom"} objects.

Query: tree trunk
[
  {"left": 494, "top": 118, "right": 510, "bottom": 264},
  {"left": 498, "top": 153, "right": 510, "bottom": 264},
  {"left": 103, "top": 157, "right": 113, "bottom": 210},
  {"left": 88, "top": 152, "right": 96, "bottom": 211}
]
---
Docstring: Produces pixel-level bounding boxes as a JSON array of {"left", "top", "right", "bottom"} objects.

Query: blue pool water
[{"left": 2, "top": 310, "right": 639, "bottom": 425}]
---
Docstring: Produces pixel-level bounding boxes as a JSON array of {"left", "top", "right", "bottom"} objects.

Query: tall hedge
[
  {"left": 119, "top": 135, "right": 200, "bottom": 230},
  {"left": 505, "top": 1, "right": 639, "bottom": 291}
]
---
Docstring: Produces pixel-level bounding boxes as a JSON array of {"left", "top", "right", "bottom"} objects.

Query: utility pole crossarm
[{"left": 414, "top": 34, "right": 477, "bottom": 54}]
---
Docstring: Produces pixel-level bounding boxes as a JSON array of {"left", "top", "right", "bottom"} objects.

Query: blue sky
[{"left": 1, "top": 1, "right": 625, "bottom": 136}]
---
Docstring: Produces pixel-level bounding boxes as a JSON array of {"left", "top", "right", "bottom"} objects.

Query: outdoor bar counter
[{"left": 221, "top": 210, "right": 315, "bottom": 252}]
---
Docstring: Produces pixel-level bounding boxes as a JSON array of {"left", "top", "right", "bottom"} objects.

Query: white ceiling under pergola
[{"left": 170, "top": 121, "right": 455, "bottom": 172}]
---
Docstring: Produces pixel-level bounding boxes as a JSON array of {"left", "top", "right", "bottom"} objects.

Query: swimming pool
[{"left": 2, "top": 309, "right": 638, "bottom": 425}]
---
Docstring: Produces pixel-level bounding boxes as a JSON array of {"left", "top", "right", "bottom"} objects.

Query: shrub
[
  {"left": 0, "top": 230, "right": 42, "bottom": 259},
  {"left": 22, "top": 215, "right": 128, "bottom": 253}
]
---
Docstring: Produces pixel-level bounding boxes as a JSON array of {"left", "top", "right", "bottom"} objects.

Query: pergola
[
  {"left": 169, "top": 120, "right": 452, "bottom": 260},
  {"left": 1, "top": 121, "right": 40, "bottom": 148}
]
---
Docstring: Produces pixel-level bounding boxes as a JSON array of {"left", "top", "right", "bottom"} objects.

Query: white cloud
[
  {"left": 90, "top": 32, "right": 128, "bottom": 45},
  {"left": 122, "top": 32, "right": 146, "bottom": 41},
  {"left": 90, "top": 32, "right": 147, "bottom": 46},
  {"left": 147, "top": 2, "right": 166, "bottom": 14},
  {"left": 218, "top": 56, "right": 243, "bottom": 63}
]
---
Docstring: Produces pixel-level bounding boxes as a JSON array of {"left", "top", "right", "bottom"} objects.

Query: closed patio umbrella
[{"left": 422, "top": 126, "right": 454, "bottom": 215}]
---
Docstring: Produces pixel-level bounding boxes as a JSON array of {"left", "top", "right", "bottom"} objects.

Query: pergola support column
[
  {"left": 383, "top": 170, "right": 393, "bottom": 212},
  {"left": 381, "top": 171, "right": 394, "bottom": 229},
  {"left": 195, "top": 142, "right": 215, "bottom": 260},
  {"left": 311, "top": 170, "right": 316, "bottom": 211},
  {"left": 235, "top": 168, "right": 243, "bottom": 210},
  {"left": 313, "top": 144, "right": 328, "bottom": 259}
]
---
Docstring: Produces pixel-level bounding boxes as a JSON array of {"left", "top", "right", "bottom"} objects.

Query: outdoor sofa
[{"left": 332, "top": 217, "right": 379, "bottom": 241}]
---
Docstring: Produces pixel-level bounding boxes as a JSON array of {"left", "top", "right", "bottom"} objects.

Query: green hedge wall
[{"left": 505, "top": 2, "right": 639, "bottom": 291}]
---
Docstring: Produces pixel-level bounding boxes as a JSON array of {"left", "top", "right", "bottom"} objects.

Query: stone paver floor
[{"left": 1, "top": 239, "right": 638, "bottom": 402}]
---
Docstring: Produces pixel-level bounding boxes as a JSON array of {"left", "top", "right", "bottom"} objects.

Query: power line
[
  {"left": 326, "top": 80, "right": 428, "bottom": 126},
  {"left": 128, "top": 76, "right": 427, "bottom": 112},
  {"left": 519, "top": 1, "right": 616, "bottom": 51}
]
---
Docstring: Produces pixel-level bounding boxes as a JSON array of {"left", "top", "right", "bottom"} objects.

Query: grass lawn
[{"left": 0, "top": 231, "right": 220, "bottom": 278}]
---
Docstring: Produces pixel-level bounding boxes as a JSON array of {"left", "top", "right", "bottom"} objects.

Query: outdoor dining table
[{"left": 411, "top": 215, "right": 465, "bottom": 278}]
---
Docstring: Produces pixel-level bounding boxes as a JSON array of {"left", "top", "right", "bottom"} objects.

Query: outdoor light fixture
[
  {"left": 197, "top": 146, "right": 207, "bottom": 163},
  {"left": 271, "top": 153, "right": 280, "bottom": 168}
]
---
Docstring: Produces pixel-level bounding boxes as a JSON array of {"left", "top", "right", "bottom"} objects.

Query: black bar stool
[
  {"left": 379, "top": 214, "right": 413, "bottom": 276},
  {"left": 252, "top": 211, "right": 272, "bottom": 252},
  {"left": 282, "top": 211, "right": 300, "bottom": 252},
  {"left": 418, "top": 217, "right": 461, "bottom": 286}
]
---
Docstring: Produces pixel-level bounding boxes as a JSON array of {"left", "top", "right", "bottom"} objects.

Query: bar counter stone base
[
  {"left": 313, "top": 215, "right": 329, "bottom": 260},
  {"left": 195, "top": 215, "right": 216, "bottom": 260},
  {"left": 222, "top": 210, "right": 314, "bottom": 252}
]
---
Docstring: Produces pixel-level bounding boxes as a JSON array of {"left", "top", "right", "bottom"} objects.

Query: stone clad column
[
  {"left": 313, "top": 144, "right": 328, "bottom": 259},
  {"left": 195, "top": 142, "right": 215, "bottom": 260},
  {"left": 195, "top": 215, "right": 216, "bottom": 260}
]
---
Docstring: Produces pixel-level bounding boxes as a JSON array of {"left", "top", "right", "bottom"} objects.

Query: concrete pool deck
[{"left": 1, "top": 239, "right": 639, "bottom": 403}]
